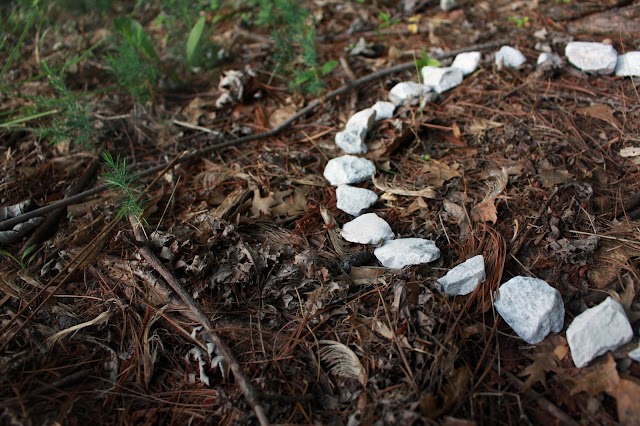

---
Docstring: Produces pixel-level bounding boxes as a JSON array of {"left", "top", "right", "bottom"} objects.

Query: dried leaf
[
  {"left": 519, "top": 348, "right": 562, "bottom": 389},
  {"left": 372, "top": 174, "right": 436, "bottom": 198},
  {"left": 570, "top": 354, "right": 619, "bottom": 396},
  {"left": 611, "top": 377, "right": 640, "bottom": 426},
  {"left": 577, "top": 104, "right": 622, "bottom": 129},
  {"left": 419, "top": 159, "right": 461, "bottom": 187},
  {"left": 318, "top": 340, "right": 368, "bottom": 386},
  {"left": 443, "top": 199, "right": 466, "bottom": 223},
  {"left": 471, "top": 169, "right": 507, "bottom": 224},
  {"left": 45, "top": 309, "right": 112, "bottom": 348},
  {"left": 467, "top": 118, "right": 503, "bottom": 135}
]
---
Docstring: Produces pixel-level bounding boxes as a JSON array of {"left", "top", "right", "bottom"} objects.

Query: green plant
[
  {"left": 0, "top": 245, "right": 36, "bottom": 270},
  {"left": 249, "top": 0, "right": 335, "bottom": 95},
  {"left": 508, "top": 15, "right": 530, "bottom": 28},
  {"left": 414, "top": 48, "right": 441, "bottom": 72},
  {"left": 101, "top": 151, "right": 145, "bottom": 220},
  {"left": 108, "top": 17, "right": 161, "bottom": 102},
  {"left": 377, "top": 11, "right": 400, "bottom": 32},
  {"left": 30, "top": 62, "right": 95, "bottom": 146},
  {"left": 0, "top": 2, "right": 39, "bottom": 90}
]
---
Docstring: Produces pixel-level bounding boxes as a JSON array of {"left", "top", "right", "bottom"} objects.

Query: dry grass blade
[
  {"left": 372, "top": 174, "right": 437, "bottom": 198},
  {"left": 45, "top": 309, "right": 112, "bottom": 348}
]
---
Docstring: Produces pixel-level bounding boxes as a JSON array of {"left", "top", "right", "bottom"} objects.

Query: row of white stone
[{"left": 321, "top": 42, "right": 638, "bottom": 367}]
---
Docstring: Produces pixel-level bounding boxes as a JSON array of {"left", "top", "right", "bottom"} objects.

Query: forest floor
[{"left": 1, "top": 0, "right": 640, "bottom": 425}]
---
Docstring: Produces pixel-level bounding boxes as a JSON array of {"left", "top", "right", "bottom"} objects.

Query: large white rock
[
  {"left": 566, "top": 297, "right": 633, "bottom": 368},
  {"left": 346, "top": 108, "right": 376, "bottom": 130},
  {"left": 323, "top": 155, "right": 376, "bottom": 186},
  {"left": 336, "top": 185, "right": 378, "bottom": 216},
  {"left": 436, "top": 255, "right": 485, "bottom": 296},
  {"left": 493, "top": 277, "right": 564, "bottom": 345},
  {"left": 565, "top": 41, "right": 617, "bottom": 75},
  {"left": 495, "top": 46, "right": 527, "bottom": 69},
  {"left": 342, "top": 213, "right": 394, "bottom": 245},
  {"left": 421, "top": 66, "right": 463, "bottom": 94},
  {"left": 451, "top": 51, "right": 481, "bottom": 76},
  {"left": 371, "top": 101, "right": 396, "bottom": 121},
  {"left": 388, "top": 81, "right": 433, "bottom": 106},
  {"left": 335, "top": 127, "right": 368, "bottom": 154},
  {"left": 374, "top": 238, "right": 440, "bottom": 269},
  {"left": 615, "top": 52, "right": 640, "bottom": 77}
]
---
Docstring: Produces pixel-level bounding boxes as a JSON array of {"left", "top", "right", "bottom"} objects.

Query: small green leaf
[
  {"left": 113, "top": 17, "right": 159, "bottom": 62},
  {"left": 186, "top": 15, "right": 206, "bottom": 67},
  {"left": 294, "top": 70, "right": 314, "bottom": 85},
  {"left": 320, "top": 60, "right": 338, "bottom": 76}
]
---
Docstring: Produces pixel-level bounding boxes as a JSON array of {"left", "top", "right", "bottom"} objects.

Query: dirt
[{"left": 1, "top": 1, "right": 640, "bottom": 425}]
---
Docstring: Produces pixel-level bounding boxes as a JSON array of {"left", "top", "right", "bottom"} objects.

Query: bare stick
[{"left": 0, "top": 40, "right": 505, "bottom": 231}]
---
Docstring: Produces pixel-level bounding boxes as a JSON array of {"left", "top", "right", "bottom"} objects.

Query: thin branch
[{"left": 0, "top": 39, "right": 505, "bottom": 232}]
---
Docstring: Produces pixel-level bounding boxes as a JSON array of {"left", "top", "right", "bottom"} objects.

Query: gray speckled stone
[
  {"left": 336, "top": 185, "right": 378, "bottom": 216},
  {"left": 565, "top": 41, "right": 617, "bottom": 75},
  {"left": 615, "top": 52, "right": 640, "bottom": 77},
  {"left": 323, "top": 155, "right": 376, "bottom": 186},
  {"left": 421, "top": 66, "right": 463, "bottom": 94},
  {"left": 335, "top": 127, "right": 368, "bottom": 154},
  {"left": 371, "top": 101, "right": 396, "bottom": 121},
  {"left": 388, "top": 82, "right": 433, "bottom": 106},
  {"left": 493, "top": 276, "right": 564, "bottom": 345},
  {"left": 451, "top": 51, "right": 481, "bottom": 76},
  {"left": 495, "top": 46, "right": 526, "bottom": 69},
  {"left": 567, "top": 297, "right": 633, "bottom": 368},
  {"left": 342, "top": 213, "right": 394, "bottom": 245},
  {"left": 436, "top": 255, "right": 485, "bottom": 296},
  {"left": 374, "top": 238, "right": 440, "bottom": 269}
]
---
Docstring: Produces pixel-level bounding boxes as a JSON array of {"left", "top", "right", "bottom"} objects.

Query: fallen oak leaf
[{"left": 577, "top": 104, "right": 622, "bottom": 129}]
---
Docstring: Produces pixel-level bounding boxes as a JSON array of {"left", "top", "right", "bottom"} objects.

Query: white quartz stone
[
  {"left": 323, "top": 155, "right": 376, "bottom": 186},
  {"left": 451, "top": 51, "right": 481, "bottom": 76},
  {"left": 565, "top": 41, "right": 617, "bottom": 75},
  {"left": 566, "top": 297, "right": 633, "bottom": 368},
  {"left": 440, "top": 0, "right": 457, "bottom": 11},
  {"left": 495, "top": 46, "right": 527, "bottom": 69},
  {"left": 629, "top": 344, "right": 640, "bottom": 362},
  {"left": 374, "top": 238, "right": 440, "bottom": 269},
  {"left": 421, "top": 66, "right": 464, "bottom": 94},
  {"left": 335, "top": 127, "right": 368, "bottom": 154},
  {"left": 493, "top": 276, "right": 564, "bottom": 345},
  {"left": 436, "top": 255, "right": 485, "bottom": 296},
  {"left": 615, "top": 52, "right": 640, "bottom": 77},
  {"left": 346, "top": 108, "right": 376, "bottom": 130},
  {"left": 336, "top": 185, "right": 378, "bottom": 216},
  {"left": 371, "top": 101, "right": 396, "bottom": 121},
  {"left": 388, "top": 81, "right": 432, "bottom": 106},
  {"left": 537, "top": 52, "right": 563, "bottom": 67},
  {"left": 342, "top": 213, "right": 394, "bottom": 245}
]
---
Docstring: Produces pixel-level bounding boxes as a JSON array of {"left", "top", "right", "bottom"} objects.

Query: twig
[
  {"left": 0, "top": 39, "right": 505, "bottom": 232},
  {"left": 127, "top": 214, "right": 270, "bottom": 426},
  {"left": 501, "top": 369, "right": 579, "bottom": 426},
  {"left": 510, "top": 187, "right": 560, "bottom": 256}
]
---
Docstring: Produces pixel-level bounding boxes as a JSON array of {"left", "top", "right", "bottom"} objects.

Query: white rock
[
  {"left": 615, "top": 52, "right": 640, "bottom": 77},
  {"left": 388, "top": 81, "right": 432, "bottom": 106},
  {"left": 451, "top": 51, "right": 481, "bottom": 76},
  {"left": 336, "top": 185, "right": 378, "bottom": 216},
  {"left": 346, "top": 108, "right": 376, "bottom": 130},
  {"left": 495, "top": 46, "right": 527, "bottom": 69},
  {"left": 630, "top": 344, "right": 640, "bottom": 362},
  {"left": 421, "top": 66, "right": 463, "bottom": 94},
  {"left": 440, "top": 0, "right": 457, "bottom": 11},
  {"left": 342, "top": 213, "right": 394, "bottom": 245},
  {"left": 565, "top": 41, "right": 617, "bottom": 75},
  {"left": 335, "top": 127, "right": 368, "bottom": 154},
  {"left": 374, "top": 238, "right": 440, "bottom": 269},
  {"left": 371, "top": 101, "right": 396, "bottom": 121},
  {"left": 566, "top": 297, "right": 633, "bottom": 368},
  {"left": 436, "top": 255, "right": 485, "bottom": 296},
  {"left": 493, "top": 277, "right": 564, "bottom": 345},
  {"left": 537, "top": 52, "right": 563, "bottom": 67},
  {"left": 323, "top": 155, "right": 376, "bottom": 186}
]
